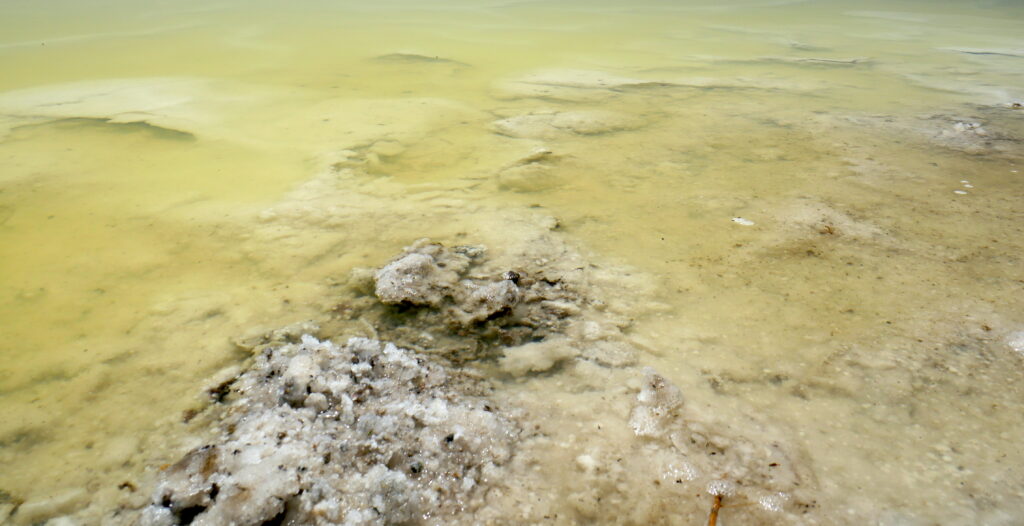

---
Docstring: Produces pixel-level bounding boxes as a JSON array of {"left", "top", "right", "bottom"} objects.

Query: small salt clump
[
  {"left": 758, "top": 492, "right": 790, "bottom": 512},
  {"left": 374, "top": 250, "right": 459, "bottom": 307},
  {"left": 707, "top": 478, "right": 737, "bottom": 496},
  {"left": 629, "top": 368, "right": 684, "bottom": 438},
  {"left": 458, "top": 279, "right": 521, "bottom": 323},
  {"left": 951, "top": 121, "right": 987, "bottom": 136},
  {"left": 361, "top": 240, "right": 584, "bottom": 362}
]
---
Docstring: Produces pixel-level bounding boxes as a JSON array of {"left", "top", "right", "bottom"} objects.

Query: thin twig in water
[{"left": 708, "top": 494, "right": 723, "bottom": 526}]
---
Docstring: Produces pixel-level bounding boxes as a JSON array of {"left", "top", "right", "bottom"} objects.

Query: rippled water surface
[{"left": 1, "top": 0, "right": 1023, "bottom": 524}]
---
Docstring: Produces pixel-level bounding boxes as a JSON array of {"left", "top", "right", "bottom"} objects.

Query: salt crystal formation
[
  {"left": 352, "top": 239, "right": 583, "bottom": 363},
  {"left": 373, "top": 241, "right": 521, "bottom": 324},
  {"left": 126, "top": 239, "right": 816, "bottom": 526},
  {"left": 139, "top": 336, "right": 516, "bottom": 525}
]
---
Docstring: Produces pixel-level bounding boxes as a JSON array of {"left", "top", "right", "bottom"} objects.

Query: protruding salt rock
[
  {"left": 374, "top": 245, "right": 461, "bottom": 307},
  {"left": 499, "top": 338, "right": 579, "bottom": 376},
  {"left": 460, "top": 279, "right": 520, "bottom": 323},
  {"left": 373, "top": 240, "right": 525, "bottom": 324},
  {"left": 731, "top": 217, "right": 755, "bottom": 226},
  {"left": 355, "top": 240, "right": 589, "bottom": 363}
]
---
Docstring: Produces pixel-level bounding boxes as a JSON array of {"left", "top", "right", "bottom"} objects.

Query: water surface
[{"left": 1, "top": 0, "right": 1023, "bottom": 523}]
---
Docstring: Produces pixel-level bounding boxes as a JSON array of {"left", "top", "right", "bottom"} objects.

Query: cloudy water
[{"left": 1, "top": 0, "right": 1023, "bottom": 524}]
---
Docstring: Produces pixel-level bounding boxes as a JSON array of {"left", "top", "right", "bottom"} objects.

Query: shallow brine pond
[{"left": 1, "top": 0, "right": 1023, "bottom": 524}]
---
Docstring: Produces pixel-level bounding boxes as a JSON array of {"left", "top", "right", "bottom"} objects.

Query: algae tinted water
[{"left": 1, "top": 0, "right": 1023, "bottom": 523}]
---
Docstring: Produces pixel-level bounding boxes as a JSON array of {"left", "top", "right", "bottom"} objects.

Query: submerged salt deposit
[
  {"left": 114, "top": 240, "right": 814, "bottom": 525},
  {"left": 2, "top": 0, "right": 1024, "bottom": 524}
]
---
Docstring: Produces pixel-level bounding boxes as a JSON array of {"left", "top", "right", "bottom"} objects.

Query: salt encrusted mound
[
  {"left": 139, "top": 336, "right": 517, "bottom": 526},
  {"left": 350, "top": 239, "right": 586, "bottom": 363},
  {"left": 373, "top": 241, "right": 520, "bottom": 322}
]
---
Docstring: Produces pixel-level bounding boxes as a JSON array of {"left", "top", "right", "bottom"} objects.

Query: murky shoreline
[{"left": 1, "top": 0, "right": 1023, "bottom": 524}]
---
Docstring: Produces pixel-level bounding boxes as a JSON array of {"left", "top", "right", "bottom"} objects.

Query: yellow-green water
[{"left": 1, "top": 0, "right": 1023, "bottom": 523}]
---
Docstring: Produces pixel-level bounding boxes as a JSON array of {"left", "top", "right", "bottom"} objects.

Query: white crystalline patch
[
  {"left": 630, "top": 406, "right": 661, "bottom": 437},
  {"left": 661, "top": 460, "right": 698, "bottom": 482},
  {"left": 630, "top": 369, "right": 684, "bottom": 438},
  {"left": 707, "top": 479, "right": 737, "bottom": 496},
  {"left": 963, "top": 184, "right": 974, "bottom": 188},
  {"left": 954, "top": 190, "right": 968, "bottom": 195},
  {"left": 284, "top": 354, "right": 319, "bottom": 383},
  {"left": 142, "top": 335, "right": 517, "bottom": 525},
  {"left": 1007, "top": 332, "right": 1024, "bottom": 355},
  {"left": 382, "top": 342, "right": 419, "bottom": 369},
  {"left": 420, "top": 398, "right": 450, "bottom": 425},
  {"left": 731, "top": 217, "right": 755, "bottom": 226},
  {"left": 581, "top": 321, "right": 604, "bottom": 340},
  {"left": 575, "top": 454, "right": 600, "bottom": 474},
  {"left": 373, "top": 252, "right": 438, "bottom": 305},
  {"left": 758, "top": 492, "right": 790, "bottom": 512},
  {"left": 462, "top": 279, "right": 520, "bottom": 322}
]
